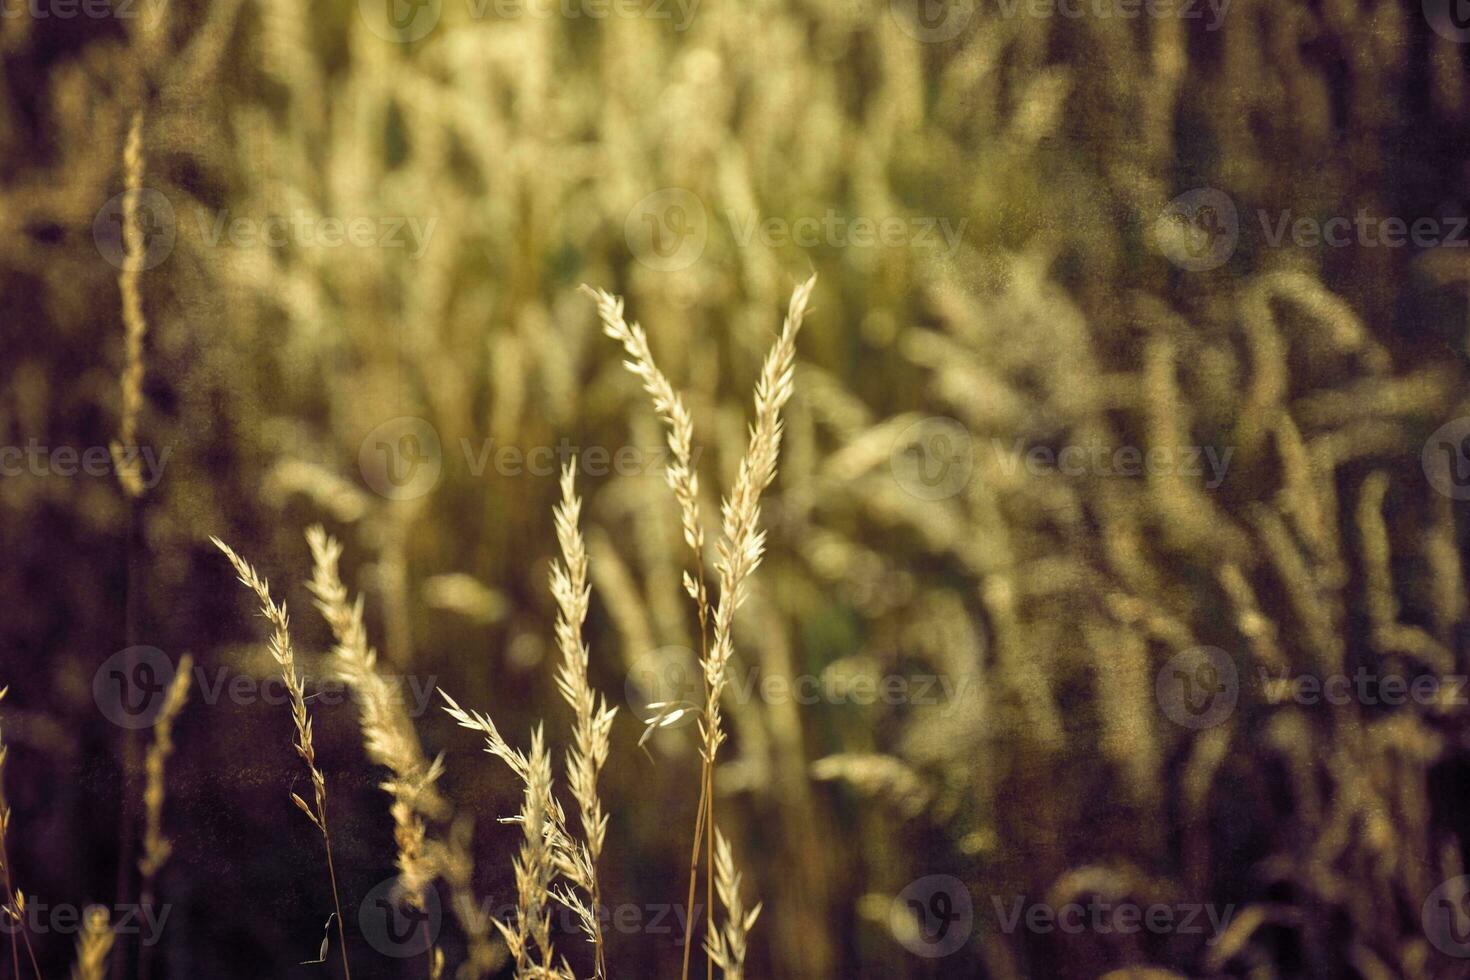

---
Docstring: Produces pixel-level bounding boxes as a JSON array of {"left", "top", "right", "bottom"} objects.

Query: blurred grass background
[{"left": 1, "top": 0, "right": 1469, "bottom": 976}]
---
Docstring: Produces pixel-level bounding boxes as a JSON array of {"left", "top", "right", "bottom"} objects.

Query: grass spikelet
[
  {"left": 549, "top": 463, "right": 615, "bottom": 978},
  {"left": 704, "top": 830, "right": 761, "bottom": 980},
  {"left": 440, "top": 692, "right": 582, "bottom": 968},
  {"left": 210, "top": 536, "right": 351, "bottom": 980},
  {"left": 582, "top": 285, "right": 707, "bottom": 579},
  {"left": 497, "top": 727, "right": 564, "bottom": 980},
  {"left": 441, "top": 690, "right": 531, "bottom": 780}
]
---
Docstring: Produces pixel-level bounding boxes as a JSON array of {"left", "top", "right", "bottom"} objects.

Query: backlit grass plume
[
  {"left": 591, "top": 274, "right": 814, "bottom": 977},
  {"left": 306, "top": 525, "right": 446, "bottom": 903},
  {"left": 549, "top": 464, "right": 616, "bottom": 978},
  {"left": 442, "top": 459, "right": 615, "bottom": 978},
  {"left": 503, "top": 728, "right": 563, "bottom": 979},
  {"left": 211, "top": 537, "right": 351, "bottom": 980}
]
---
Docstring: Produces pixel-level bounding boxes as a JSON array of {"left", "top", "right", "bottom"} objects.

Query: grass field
[{"left": 1, "top": 0, "right": 1469, "bottom": 976}]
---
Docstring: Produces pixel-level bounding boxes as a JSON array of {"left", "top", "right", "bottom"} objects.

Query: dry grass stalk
[
  {"left": 442, "top": 462, "right": 620, "bottom": 978},
  {"left": 697, "top": 275, "right": 813, "bottom": 978},
  {"left": 591, "top": 274, "right": 815, "bottom": 978},
  {"left": 549, "top": 464, "right": 616, "bottom": 978},
  {"left": 440, "top": 693, "right": 583, "bottom": 975},
  {"left": 443, "top": 699, "right": 594, "bottom": 976},
  {"left": 585, "top": 283, "right": 716, "bottom": 977},
  {"left": 70, "top": 906, "right": 114, "bottom": 980},
  {"left": 109, "top": 110, "right": 148, "bottom": 499},
  {"left": 705, "top": 276, "right": 816, "bottom": 977},
  {"left": 305, "top": 525, "right": 446, "bottom": 903},
  {"left": 210, "top": 537, "right": 352, "bottom": 980},
  {"left": 139, "top": 654, "right": 192, "bottom": 884},
  {"left": 706, "top": 274, "right": 816, "bottom": 760}
]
